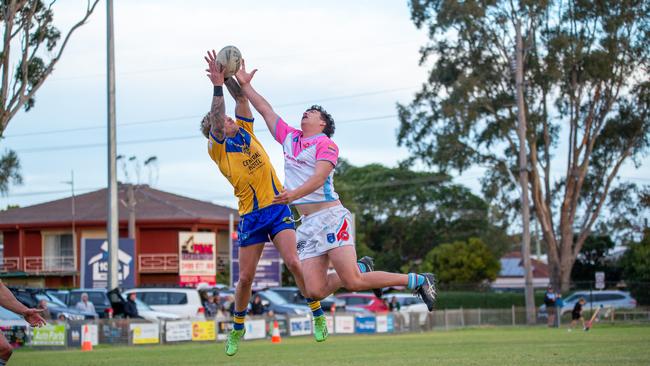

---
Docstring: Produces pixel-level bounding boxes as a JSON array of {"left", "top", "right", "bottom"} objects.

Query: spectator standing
[
  {"left": 543, "top": 286, "right": 557, "bottom": 327},
  {"left": 124, "top": 293, "right": 140, "bottom": 319},
  {"left": 38, "top": 299, "right": 52, "bottom": 321},
  {"left": 250, "top": 295, "right": 264, "bottom": 316},
  {"left": 205, "top": 296, "right": 219, "bottom": 318},
  {"left": 75, "top": 293, "right": 96, "bottom": 314},
  {"left": 389, "top": 296, "right": 401, "bottom": 312}
]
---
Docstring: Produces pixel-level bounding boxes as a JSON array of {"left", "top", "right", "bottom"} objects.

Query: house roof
[
  {"left": 499, "top": 251, "right": 549, "bottom": 278},
  {"left": 0, "top": 184, "right": 237, "bottom": 228}
]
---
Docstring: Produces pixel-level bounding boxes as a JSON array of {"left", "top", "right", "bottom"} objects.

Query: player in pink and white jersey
[{"left": 234, "top": 60, "right": 437, "bottom": 313}]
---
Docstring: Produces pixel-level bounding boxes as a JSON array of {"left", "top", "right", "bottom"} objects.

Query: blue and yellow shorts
[{"left": 237, "top": 204, "right": 295, "bottom": 247}]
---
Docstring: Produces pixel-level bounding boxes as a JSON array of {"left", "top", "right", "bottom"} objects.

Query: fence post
[
  {"left": 478, "top": 308, "right": 482, "bottom": 326},
  {"left": 511, "top": 305, "right": 516, "bottom": 326},
  {"left": 444, "top": 309, "right": 448, "bottom": 330},
  {"left": 460, "top": 307, "right": 465, "bottom": 327}
]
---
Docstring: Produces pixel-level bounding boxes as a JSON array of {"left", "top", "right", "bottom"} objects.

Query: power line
[
  {"left": 14, "top": 114, "right": 398, "bottom": 154},
  {"left": 3, "top": 87, "right": 414, "bottom": 139}
]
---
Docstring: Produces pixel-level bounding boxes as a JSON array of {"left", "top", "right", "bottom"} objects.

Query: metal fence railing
[{"left": 3, "top": 306, "right": 649, "bottom": 351}]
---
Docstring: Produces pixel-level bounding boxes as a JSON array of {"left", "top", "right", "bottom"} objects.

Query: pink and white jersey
[{"left": 275, "top": 117, "right": 339, "bottom": 204}]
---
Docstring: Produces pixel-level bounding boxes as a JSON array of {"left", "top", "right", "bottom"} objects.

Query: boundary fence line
[{"left": 2, "top": 307, "right": 649, "bottom": 350}]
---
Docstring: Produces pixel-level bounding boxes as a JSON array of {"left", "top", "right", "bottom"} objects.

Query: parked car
[
  {"left": 383, "top": 293, "right": 428, "bottom": 325},
  {"left": 124, "top": 288, "right": 205, "bottom": 319},
  {"left": 0, "top": 307, "right": 29, "bottom": 327},
  {"left": 336, "top": 293, "right": 389, "bottom": 313},
  {"left": 68, "top": 289, "right": 124, "bottom": 319},
  {"left": 46, "top": 289, "right": 69, "bottom": 305},
  {"left": 134, "top": 298, "right": 181, "bottom": 322},
  {"left": 271, "top": 286, "right": 346, "bottom": 313},
  {"left": 9, "top": 287, "right": 95, "bottom": 320},
  {"left": 539, "top": 290, "right": 637, "bottom": 317},
  {"left": 253, "top": 290, "right": 311, "bottom": 315}
]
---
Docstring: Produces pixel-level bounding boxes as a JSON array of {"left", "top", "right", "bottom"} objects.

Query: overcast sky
[{"left": 1, "top": 0, "right": 648, "bottom": 212}]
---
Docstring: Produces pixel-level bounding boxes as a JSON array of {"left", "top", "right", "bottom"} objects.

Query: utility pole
[
  {"left": 515, "top": 20, "right": 536, "bottom": 325},
  {"left": 63, "top": 171, "right": 76, "bottom": 286},
  {"left": 127, "top": 184, "right": 136, "bottom": 239},
  {"left": 106, "top": 0, "right": 119, "bottom": 290}
]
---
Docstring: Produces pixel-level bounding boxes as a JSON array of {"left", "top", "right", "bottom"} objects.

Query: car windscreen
[
  {"left": 35, "top": 293, "right": 67, "bottom": 307},
  {"left": 139, "top": 292, "right": 188, "bottom": 305},
  {"left": 69, "top": 292, "right": 109, "bottom": 306},
  {"left": 343, "top": 297, "right": 372, "bottom": 306},
  {"left": 258, "top": 291, "right": 287, "bottom": 305}
]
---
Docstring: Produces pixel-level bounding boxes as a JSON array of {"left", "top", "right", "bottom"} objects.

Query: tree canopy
[{"left": 400, "top": 0, "right": 649, "bottom": 291}]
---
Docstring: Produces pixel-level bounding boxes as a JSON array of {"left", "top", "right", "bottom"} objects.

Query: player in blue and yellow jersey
[{"left": 200, "top": 50, "right": 329, "bottom": 356}]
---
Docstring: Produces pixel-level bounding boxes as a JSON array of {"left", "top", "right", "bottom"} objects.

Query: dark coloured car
[
  {"left": 67, "top": 288, "right": 126, "bottom": 318},
  {"left": 253, "top": 290, "right": 311, "bottom": 315},
  {"left": 9, "top": 287, "right": 96, "bottom": 320}
]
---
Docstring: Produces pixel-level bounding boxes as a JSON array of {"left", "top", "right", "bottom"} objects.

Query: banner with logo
[
  {"left": 165, "top": 321, "right": 192, "bottom": 342},
  {"left": 191, "top": 321, "right": 216, "bottom": 341},
  {"left": 68, "top": 324, "right": 99, "bottom": 347},
  {"left": 288, "top": 316, "right": 312, "bottom": 336},
  {"left": 334, "top": 315, "right": 354, "bottom": 334},
  {"left": 81, "top": 238, "right": 135, "bottom": 289},
  {"left": 32, "top": 325, "right": 66, "bottom": 346},
  {"left": 376, "top": 315, "right": 388, "bottom": 333},
  {"left": 231, "top": 241, "right": 282, "bottom": 288},
  {"left": 325, "top": 315, "right": 334, "bottom": 334},
  {"left": 355, "top": 316, "right": 376, "bottom": 334},
  {"left": 179, "top": 232, "right": 217, "bottom": 286},
  {"left": 130, "top": 323, "right": 159, "bottom": 345},
  {"left": 244, "top": 319, "right": 266, "bottom": 340}
]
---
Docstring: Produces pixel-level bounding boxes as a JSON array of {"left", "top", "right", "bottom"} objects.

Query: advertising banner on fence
[
  {"left": 376, "top": 315, "right": 388, "bottom": 333},
  {"left": 82, "top": 238, "right": 135, "bottom": 289},
  {"left": 325, "top": 315, "right": 334, "bottom": 334},
  {"left": 165, "top": 321, "right": 192, "bottom": 342},
  {"left": 387, "top": 314, "right": 395, "bottom": 332},
  {"left": 179, "top": 232, "right": 217, "bottom": 286},
  {"left": 244, "top": 319, "right": 266, "bottom": 340},
  {"left": 355, "top": 316, "right": 376, "bottom": 334},
  {"left": 32, "top": 325, "right": 66, "bottom": 346},
  {"left": 231, "top": 241, "right": 282, "bottom": 288},
  {"left": 68, "top": 324, "right": 98, "bottom": 348},
  {"left": 191, "top": 321, "right": 216, "bottom": 341},
  {"left": 130, "top": 323, "right": 159, "bottom": 345},
  {"left": 334, "top": 315, "right": 355, "bottom": 334},
  {"left": 288, "top": 316, "right": 312, "bottom": 336}
]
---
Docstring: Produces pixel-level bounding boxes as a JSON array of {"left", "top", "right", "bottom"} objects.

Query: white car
[
  {"left": 124, "top": 288, "right": 205, "bottom": 319},
  {"left": 539, "top": 290, "right": 637, "bottom": 316},
  {"left": 383, "top": 293, "right": 429, "bottom": 326},
  {"left": 134, "top": 298, "right": 181, "bottom": 322}
]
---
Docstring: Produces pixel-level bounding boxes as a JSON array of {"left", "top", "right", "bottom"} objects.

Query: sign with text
[
  {"left": 288, "top": 316, "right": 312, "bottom": 336},
  {"left": 355, "top": 316, "right": 376, "bottom": 334},
  {"left": 179, "top": 232, "right": 217, "bottom": 286},
  {"left": 82, "top": 238, "right": 135, "bottom": 289},
  {"left": 191, "top": 321, "right": 216, "bottom": 341},
  {"left": 32, "top": 325, "right": 66, "bottom": 346},
  {"left": 595, "top": 271, "right": 605, "bottom": 290},
  {"left": 231, "top": 241, "right": 282, "bottom": 288},
  {"left": 130, "top": 323, "right": 159, "bottom": 345},
  {"left": 334, "top": 315, "right": 354, "bottom": 334},
  {"left": 244, "top": 319, "right": 266, "bottom": 340},
  {"left": 165, "top": 321, "right": 192, "bottom": 342}
]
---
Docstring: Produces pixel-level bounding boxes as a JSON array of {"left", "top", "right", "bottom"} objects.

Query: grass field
[{"left": 10, "top": 325, "right": 650, "bottom": 366}]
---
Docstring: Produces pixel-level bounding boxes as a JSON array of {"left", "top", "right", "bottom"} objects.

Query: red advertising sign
[{"left": 179, "top": 232, "right": 217, "bottom": 286}]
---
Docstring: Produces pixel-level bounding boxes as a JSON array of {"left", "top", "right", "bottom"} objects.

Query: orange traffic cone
[
  {"left": 81, "top": 325, "right": 93, "bottom": 352},
  {"left": 271, "top": 320, "right": 281, "bottom": 344}
]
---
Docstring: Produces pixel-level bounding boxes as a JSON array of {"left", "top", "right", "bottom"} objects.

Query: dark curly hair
[{"left": 308, "top": 105, "right": 335, "bottom": 137}]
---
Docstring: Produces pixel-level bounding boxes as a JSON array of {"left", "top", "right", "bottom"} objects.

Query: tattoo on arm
[
  {"left": 225, "top": 78, "right": 245, "bottom": 100},
  {"left": 210, "top": 94, "right": 226, "bottom": 140}
]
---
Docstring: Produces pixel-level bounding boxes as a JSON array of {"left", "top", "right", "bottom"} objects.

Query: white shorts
[{"left": 296, "top": 205, "right": 354, "bottom": 260}]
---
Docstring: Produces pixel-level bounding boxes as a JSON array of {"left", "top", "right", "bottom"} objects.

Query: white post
[
  {"left": 478, "top": 307, "right": 482, "bottom": 326},
  {"left": 228, "top": 213, "right": 234, "bottom": 287},
  {"left": 444, "top": 309, "right": 448, "bottom": 330},
  {"left": 512, "top": 305, "right": 516, "bottom": 326},
  {"left": 460, "top": 307, "right": 465, "bottom": 327},
  {"left": 106, "top": 0, "right": 119, "bottom": 290}
]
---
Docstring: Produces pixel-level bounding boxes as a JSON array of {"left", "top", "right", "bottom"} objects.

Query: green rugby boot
[
  {"left": 225, "top": 328, "right": 246, "bottom": 356},
  {"left": 313, "top": 315, "right": 328, "bottom": 342}
]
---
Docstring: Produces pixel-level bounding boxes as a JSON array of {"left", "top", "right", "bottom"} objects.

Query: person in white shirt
[{"left": 75, "top": 292, "right": 96, "bottom": 314}]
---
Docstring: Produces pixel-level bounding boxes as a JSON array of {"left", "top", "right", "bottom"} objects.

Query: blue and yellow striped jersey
[{"left": 207, "top": 115, "right": 283, "bottom": 215}]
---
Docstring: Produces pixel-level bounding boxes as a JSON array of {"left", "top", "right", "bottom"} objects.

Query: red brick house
[{"left": 0, "top": 184, "right": 237, "bottom": 288}]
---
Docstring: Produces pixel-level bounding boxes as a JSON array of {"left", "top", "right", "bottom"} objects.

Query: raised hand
[
  {"left": 234, "top": 59, "right": 257, "bottom": 86},
  {"left": 204, "top": 49, "right": 225, "bottom": 86},
  {"left": 23, "top": 308, "right": 46, "bottom": 327}
]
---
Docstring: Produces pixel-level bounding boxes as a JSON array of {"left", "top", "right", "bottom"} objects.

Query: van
[{"left": 123, "top": 288, "right": 205, "bottom": 319}]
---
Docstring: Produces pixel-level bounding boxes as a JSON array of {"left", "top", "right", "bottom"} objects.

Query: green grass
[{"left": 10, "top": 325, "right": 650, "bottom": 366}]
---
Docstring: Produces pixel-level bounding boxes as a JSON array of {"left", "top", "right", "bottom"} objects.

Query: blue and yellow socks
[
  {"left": 233, "top": 309, "right": 247, "bottom": 331},
  {"left": 305, "top": 298, "right": 324, "bottom": 317},
  {"left": 407, "top": 273, "right": 425, "bottom": 290}
]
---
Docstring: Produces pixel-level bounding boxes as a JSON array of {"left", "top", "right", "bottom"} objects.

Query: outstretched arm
[
  {"left": 0, "top": 282, "right": 46, "bottom": 327},
  {"left": 224, "top": 77, "right": 253, "bottom": 120},
  {"left": 234, "top": 59, "right": 280, "bottom": 136},
  {"left": 272, "top": 161, "right": 334, "bottom": 204},
  {"left": 204, "top": 50, "right": 226, "bottom": 140}
]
